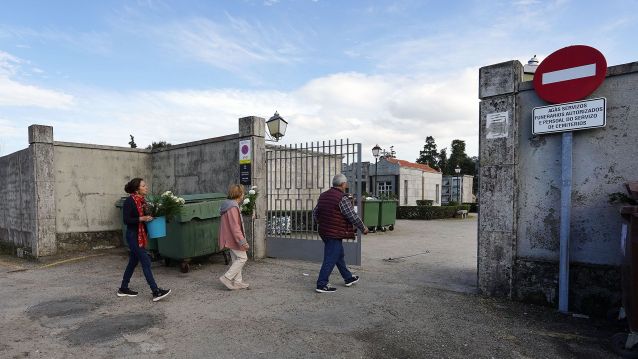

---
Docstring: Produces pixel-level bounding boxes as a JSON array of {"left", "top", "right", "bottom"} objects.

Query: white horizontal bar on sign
[{"left": 542, "top": 63, "right": 596, "bottom": 85}]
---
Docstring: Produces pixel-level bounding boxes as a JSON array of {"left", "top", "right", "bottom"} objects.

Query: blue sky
[{"left": 0, "top": 0, "right": 636, "bottom": 160}]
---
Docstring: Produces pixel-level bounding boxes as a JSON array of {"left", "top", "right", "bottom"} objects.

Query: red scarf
[{"left": 131, "top": 194, "right": 148, "bottom": 248}]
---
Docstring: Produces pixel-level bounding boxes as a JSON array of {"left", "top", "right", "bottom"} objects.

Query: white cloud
[
  {"left": 0, "top": 51, "right": 74, "bottom": 109},
  {"left": 155, "top": 16, "right": 305, "bottom": 74}
]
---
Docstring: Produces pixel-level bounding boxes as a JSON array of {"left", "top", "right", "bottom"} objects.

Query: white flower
[
  {"left": 249, "top": 190, "right": 256, "bottom": 195},
  {"left": 162, "top": 191, "right": 172, "bottom": 196},
  {"left": 251, "top": 186, "right": 257, "bottom": 189},
  {"left": 179, "top": 198, "right": 185, "bottom": 204},
  {"left": 243, "top": 198, "right": 250, "bottom": 204}
]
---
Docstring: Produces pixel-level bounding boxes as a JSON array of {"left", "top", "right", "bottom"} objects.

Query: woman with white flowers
[{"left": 218, "top": 184, "right": 250, "bottom": 290}]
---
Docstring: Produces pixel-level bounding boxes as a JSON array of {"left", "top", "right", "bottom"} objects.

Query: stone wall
[
  {"left": 478, "top": 59, "right": 638, "bottom": 314},
  {"left": 151, "top": 134, "right": 239, "bottom": 195},
  {"left": 53, "top": 142, "right": 151, "bottom": 251},
  {"left": 0, "top": 148, "right": 35, "bottom": 255}
]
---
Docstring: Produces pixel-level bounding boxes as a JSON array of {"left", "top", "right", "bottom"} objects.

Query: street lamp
[
  {"left": 372, "top": 144, "right": 381, "bottom": 197},
  {"left": 266, "top": 112, "right": 288, "bottom": 142},
  {"left": 455, "top": 165, "right": 461, "bottom": 203}
]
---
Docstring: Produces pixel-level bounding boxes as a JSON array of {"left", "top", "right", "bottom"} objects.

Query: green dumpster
[
  {"left": 115, "top": 197, "right": 159, "bottom": 253},
  {"left": 157, "top": 193, "right": 227, "bottom": 272},
  {"left": 378, "top": 200, "right": 397, "bottom": 231},
  {"left": 362, "top": 200, "right": 381, "bottom": 232}
]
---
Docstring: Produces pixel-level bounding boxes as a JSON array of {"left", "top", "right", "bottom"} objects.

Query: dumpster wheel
[
  {"left": 611, "top": 333, "right": 638, "bottom": 358},
  {"left": 380, "top": 226, "right": 387, "bottom": 232},
  {"left": 389, "top": 225, "right": 394, "bottom": 231},
  {"left": 180, "top": 261, "right": 190, "bottom": 273}
]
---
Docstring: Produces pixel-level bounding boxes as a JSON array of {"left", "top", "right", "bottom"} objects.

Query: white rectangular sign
[
  {"left": 532, "top": 97, "right": 606, "bottom": 135},
  {"left": 486, "top": 111, "right": 508, "bottom": 139}
]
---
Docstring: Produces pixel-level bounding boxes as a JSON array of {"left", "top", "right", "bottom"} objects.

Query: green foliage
[
  {"left": 378, "top": 192, "right": 398, "bottom": 200},
  {"left": 438, "top": 148, "right": 449, "bottom": 174},
  {"left": 128, "top": 135, "right": 137, "bottom": 148},
  {"left": 463, "top": 202, "right": 479, "bottom": 213},
  {"left": 396, "top": 205, "right": 471, "bottom": 220},
  {"left": 416, "top": 200, "right": 433, "bottom": 206},
  {"left": 608, "top": 192, "right": 637, "bottom": 205},
  {"left": 416, "top": 136, "right": 439, "bottom": 170},
  {"left": 145, "top": 191, "right": 185, "bottom": 219},
  {"left": 146, "top": 141, "right": 172, "bottom": 151},
  {"left": 241, "top": 186, "right": 259, "bottom": 215}
]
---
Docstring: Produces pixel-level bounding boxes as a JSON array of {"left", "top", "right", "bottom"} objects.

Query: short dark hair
[{"left": 125, "top": 178, "right": 144, "bottom": 194}]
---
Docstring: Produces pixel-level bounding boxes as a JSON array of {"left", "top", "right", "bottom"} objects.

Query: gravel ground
[{"left": 0, "top": 217, "right": 622, "bottom": 358}]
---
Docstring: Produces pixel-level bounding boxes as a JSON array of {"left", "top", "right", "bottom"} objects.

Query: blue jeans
[
  {"left": 120, "top": 231, "right": 158, "bottom": 292},
  {"left": 316, "top": 237, "right": 353, "bottom": 288}
]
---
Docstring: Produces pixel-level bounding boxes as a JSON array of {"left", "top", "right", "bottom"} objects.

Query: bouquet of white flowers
[
  {"left": 145, "top": 191, "right": 186, "bottom": 220},
  {"left": 241, "top": 186, "right": 258, "bottom": 216}
]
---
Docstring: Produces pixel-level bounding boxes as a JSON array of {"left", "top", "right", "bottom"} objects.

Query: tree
[
  {"left": 416, "top": 136, "right": 439, "bottom": 170},
  {"left": 438, "top": 148, "right": 449, "bottom": 174},
  {"left": 146, "top": 141, "right": 172, "bottom": 151},
  {"left": 128, "top": 135, "right": 137, "bottom": 148}
]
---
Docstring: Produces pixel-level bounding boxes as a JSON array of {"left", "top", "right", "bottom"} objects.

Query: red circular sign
[{"left": 533, "top": 45, "right": 607, "bottom": 104}]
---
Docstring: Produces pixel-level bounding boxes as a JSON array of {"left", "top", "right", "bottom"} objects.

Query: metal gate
[{"left": 265, "top": 140, "right": 363, "bottom": 265}]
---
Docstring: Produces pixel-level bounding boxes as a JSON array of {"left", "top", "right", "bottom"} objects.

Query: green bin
[
  {"left": 379, "top": 200, "right": 397, "bottom": 231},
  {"left": 157, "top": 193, "right": 227, "bottom": 272},
  {"left": 115, "top": 197, "right": 159, "bottom": 252},
  {"left": 362, "top": 200, "right": 381, "bottom": 231}
]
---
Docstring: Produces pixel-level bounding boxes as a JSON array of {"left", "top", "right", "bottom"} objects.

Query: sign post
[
  {"left": 239, "top": 139, "right": 252, "bottom": 186},
  {"left": 533, "top": 45, "right": 607, "bottom": 314}
]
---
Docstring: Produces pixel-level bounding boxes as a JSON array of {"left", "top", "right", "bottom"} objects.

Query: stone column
[
  {"left": 239, "top": 116, "right": 266, "bottom": 259},
  {"left": 28, "top": 125, "right": 57, "bottom": 256},
  {"left": 477, "top": 61, "right": 522, "bottom": 297}
]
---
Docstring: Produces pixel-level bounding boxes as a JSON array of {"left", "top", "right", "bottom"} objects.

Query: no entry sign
[{"left": 533, "top": 45, "right": 607, "bottom": 104}]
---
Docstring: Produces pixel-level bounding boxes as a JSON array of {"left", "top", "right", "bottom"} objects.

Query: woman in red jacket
[
  {"left": 218, "top": 184, "right": 250, "bottom": 290},
  {"left": 117, "top": 178, "right": 171, "bottom": 301}
]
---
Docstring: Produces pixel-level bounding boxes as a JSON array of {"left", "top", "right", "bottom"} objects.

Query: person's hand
[
  {"left": 140, "top": 216, "right": 153, "bottom": 222},
  {"left": 242, "top": 243, "right": 250, "bottom": 250},
  {"left": 363, "top": 227, "right": 369, "bottom": 235}
]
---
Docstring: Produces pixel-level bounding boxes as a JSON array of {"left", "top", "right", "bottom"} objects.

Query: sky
[{"left": 0, "top": 0, "right": 636, "bottom": 161}]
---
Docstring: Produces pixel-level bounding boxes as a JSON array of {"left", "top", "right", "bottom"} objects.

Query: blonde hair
[{"left": 227, "top": 184, "right": 245, "bottom": 200}]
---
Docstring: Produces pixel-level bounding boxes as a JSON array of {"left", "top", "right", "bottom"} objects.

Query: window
[
  {"left": 377, "top": 181, "right": 393, "bottom": 196},
  {"left": 435, "top": 184, "right": 440, "bottom": 204},
  {"left": 404, "top": 180, "right": 408, "bottom": 205}
]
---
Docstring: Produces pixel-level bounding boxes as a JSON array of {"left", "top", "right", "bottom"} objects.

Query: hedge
[
  {"left": 463, "top": 202, "right": 478, "bottom": 213},
  {"left": 416, "top": 200, "right": 433, "bottom": 206},
  {"left": 396, "top": 205, "right": 471, "bottom": 220}
]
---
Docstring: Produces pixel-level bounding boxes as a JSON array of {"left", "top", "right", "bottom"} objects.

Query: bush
[
  {"left": 463, "top": 202, "right": 478, "bottom": 213},
  {"left": 416, "top": 200, "right": 433, "bottom": 206},
  {"left": 397, "top": 205, "right": 471, "bottom": 220}
]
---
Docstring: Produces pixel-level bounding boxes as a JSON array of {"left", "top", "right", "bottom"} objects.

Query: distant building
[
  {"left": 442, "top": 175, "right": 475, "bottom": 204},
  {"left": 359, "top": 157, "right": 442, "bottom": 206}
]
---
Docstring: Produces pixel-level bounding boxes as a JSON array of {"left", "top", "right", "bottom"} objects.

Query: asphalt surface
[{"left": 0, "top": 216, "right": 623, "bottom": 358}]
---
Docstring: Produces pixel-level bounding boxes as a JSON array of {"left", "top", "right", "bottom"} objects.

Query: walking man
[{"left": 313, "top": 174, "right": 369, "bottom": 293}]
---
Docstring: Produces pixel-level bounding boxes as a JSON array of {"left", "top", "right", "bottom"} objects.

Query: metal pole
[
  {"left": 374, "top": 158, "right": 378, "bottom": 197},
  {"left": 559, "top": 131, "right": 573, "bottom": 313}
]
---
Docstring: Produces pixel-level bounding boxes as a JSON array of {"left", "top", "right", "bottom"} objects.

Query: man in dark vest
[{"left": 313, "top": 173, "right": 369, "bottom": 293}]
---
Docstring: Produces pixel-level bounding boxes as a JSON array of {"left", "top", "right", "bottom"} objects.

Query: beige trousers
[{"left": 224, "top": 249, "right": 248, "bottom": 283}]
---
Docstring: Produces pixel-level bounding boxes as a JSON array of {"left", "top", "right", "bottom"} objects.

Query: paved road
[{"left": 0, "top": 217, "right": 620, "bottom": 358}]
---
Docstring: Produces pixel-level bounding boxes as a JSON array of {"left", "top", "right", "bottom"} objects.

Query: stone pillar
[
  {"left": 477, "top": 61, "right": 522, "bottom": 297},
  {"left": 28, "top": 125, "right": 57, "bottom": 256},
  {"left": 239, "top": 116, "right": 266, "bottom": 259}
]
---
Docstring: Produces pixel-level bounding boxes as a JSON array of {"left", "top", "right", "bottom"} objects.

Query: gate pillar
[{"left": 239, "top": 116, "right": 267, "bottom": 259}]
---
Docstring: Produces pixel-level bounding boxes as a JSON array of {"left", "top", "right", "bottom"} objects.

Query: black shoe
[
  {"left": 345, "top": 276, "right": 360, "bottom": 287},
  {"left": 152, "top": 288, "right": 171, "bottom": 302},
  {"left": 315, "top": 285, "right": 337, "bottom": 293},
  {"left": 117, "top": 288, "right": 138, "bottom": 297}
]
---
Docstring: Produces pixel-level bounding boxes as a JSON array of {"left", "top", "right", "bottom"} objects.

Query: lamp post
[
  {"left": 455, "top": 165, "right": 461, "bottom": 203},
  {"left": 266, "top": 112, "right": 288, "bottom": 142},
  {"left": 372, "top": 144, "right": 381, "bottom": 197}
]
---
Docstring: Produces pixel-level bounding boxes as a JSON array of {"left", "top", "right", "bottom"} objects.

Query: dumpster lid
[{"left": 180, "top": 193, "right": 226, "bottom": 203}]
